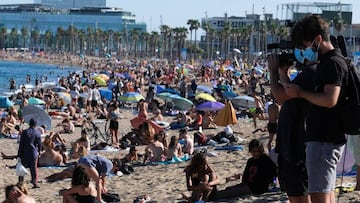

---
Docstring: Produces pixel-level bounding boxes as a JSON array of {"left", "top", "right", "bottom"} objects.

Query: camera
[{"left": 267, "top": 40, "right": 296, "bottom": 67}]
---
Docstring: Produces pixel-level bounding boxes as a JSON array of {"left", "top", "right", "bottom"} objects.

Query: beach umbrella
[
  {"left": 230, "top": 95, "right": 256, "bottom": 108},
  {"left": 22, "top": 105, "right": 51, "bottom": 130},
  {"left": 93, "top": 76, "right": 107, "bottom": 86},
  {"left": 155, "top": 85, "right": 166, "bottom": 94},
  {"left": 51, "top": 86, "right": 67, "bottom": 93},
  {"left": 177, "top": 68, "right": 189, "bottom": 75},
  {"left": 28, "top": 97, "right": 45, "bottom": 105},
  {"left": 99, "top": 88, "right": 112, "bottom": 101},
  {"left": 196, "top": 101, "right": 225, "bottom": 112},
  {"left": 196, "top": 85, "right": 213, "bottom": 94},
  {"left": 214, "top": 101, "right": 237, "bottom": 126},
  {"left": 233, "top": 48, "right": 241, "bottom": 54},
  {"left": 115, "top": 73, "right": 125, "bottom": 79},
  {"left": 98, "top": 74, "right": 110, "bottom": 81},
  {"left": 0, "top": 96, "right": 13, "bottom": 108},
  {"left": 56, "top": 92, "right": 71, "bottom": 105},
  {"left": 156, "top": 92, "right": 181, "bottom": 102},
  {"left": 119, "top": 92, "right": 144, "bottom": 103},
  {"left": 222, "top": 91, "right": 238, "bottom": 99},
  {"left": 158, "top": 88, "right": 179, "bottom": 95},
  {"left": 195, "top": 93, "right": 216, "bottom": 102},
  {"left": 172, "top": 97, "right": 193, "bottom": 111}
]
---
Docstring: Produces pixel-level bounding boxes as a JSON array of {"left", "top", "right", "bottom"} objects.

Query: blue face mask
[
  {"left": 294, "top": 48, "right": 305, "bottom": 64},
  {"left": 303, "top": 40, "right": 319, "bottom": 63}
]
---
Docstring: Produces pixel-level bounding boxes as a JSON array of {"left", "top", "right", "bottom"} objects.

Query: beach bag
[
  {"left": 336, "top": 53, "right": 360, "bottom": 135},
  {"left": 16, "top": 158, "right": 29, "bottom": 176}
]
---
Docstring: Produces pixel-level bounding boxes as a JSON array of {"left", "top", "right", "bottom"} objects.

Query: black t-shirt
[
  {"left": 305, "top": 48, "right": 347, "bottom": 144},
  {"left": 242, "top": 154, "right": 277, "bottom": 195},
  {"left": 276, "top": 65, "right": 317, "bottom": 163}
]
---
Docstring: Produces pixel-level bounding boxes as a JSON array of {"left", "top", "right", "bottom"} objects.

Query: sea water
[{"left": 0, "top": 61, "right": 81, "bottom": 94}]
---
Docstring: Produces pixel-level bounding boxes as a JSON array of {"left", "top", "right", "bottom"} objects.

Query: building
[
  {"left": 37, "top": 0, "right": 106, "bottom": 9},
  {"left": 199, "top": 2, "right": 359, "bottom": 59},
  {"left": 0, "top": 4, "right": 145, "bottom": 33}
]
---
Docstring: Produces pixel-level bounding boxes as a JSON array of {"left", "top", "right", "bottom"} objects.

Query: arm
[
  {"left": 268, "top": 54, "right": 292, "bottom": 104},
  {"left": 286, "top": 83, "right": 341, "bottom": 108},
  {"left": 17, "top": 131, "right": 25, "bottom": 157},
  {"left": 59, "top": 185, "right": 81, "bottom": 196},
  {"left": 207, "top": 165, "right": 220, "bottom": 187},
  {"left": 83, "top": 166, "right": 102, "bottom": 201}
]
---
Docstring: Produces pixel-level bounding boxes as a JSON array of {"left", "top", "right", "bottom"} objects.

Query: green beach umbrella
[
  {"left": 119, "top": 92, "right": 144, "bottom": 103},
  {"left": 28, "top": 97, "right": 45, "bottom": 105}
]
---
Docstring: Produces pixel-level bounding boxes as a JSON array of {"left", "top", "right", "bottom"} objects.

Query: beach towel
[
  {"left": 214, "top": 145, "right": 243, "bottom": 151},
  {"left": 130, "top": 117, "right": 164, "bottom": 134},
  {"left": 90, "top": 146, "right": 120, "bottom": 154},
  {"left": 147, "top": 154, "right": 190, "bottom": 165}
]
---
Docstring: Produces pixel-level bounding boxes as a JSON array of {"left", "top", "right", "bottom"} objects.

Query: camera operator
[
  {"left": 268, "top": 54, "right": 316, "bottom": 202},
  {"left": 274, "top": 15, "right": 347, "bottom": 203}
]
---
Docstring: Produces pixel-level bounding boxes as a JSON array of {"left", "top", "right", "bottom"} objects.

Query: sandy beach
[{"left": 1, "top": 53, "right": 360, "bottom": 203}]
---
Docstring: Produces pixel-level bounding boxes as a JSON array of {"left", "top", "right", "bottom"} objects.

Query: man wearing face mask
[{"left": 284, "top": 15, "right": 347, "bottom": 203}]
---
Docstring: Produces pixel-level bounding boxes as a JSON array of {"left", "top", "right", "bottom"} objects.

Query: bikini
[{"left": 74, "top": 194, "right": 96, "bottom": 203}]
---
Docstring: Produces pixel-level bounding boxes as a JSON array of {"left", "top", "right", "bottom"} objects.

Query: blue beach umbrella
[
  {"left": 196, "top": 85, "right": 213, "bottom": 94},
  {"left": 0, "top": 96, "right": 13, "bottom": 108},
  {"left": 99, "top": 88, "right": 113, "bottom": 101},
  {"left": 119, "top": 92, "right": 144, "bottom": 103},
  {"left": 156, "top": 92, "right": 181, "bottom": 102},
  {"left": 222, "top": 91, "right": 238, "bottom": 99}
]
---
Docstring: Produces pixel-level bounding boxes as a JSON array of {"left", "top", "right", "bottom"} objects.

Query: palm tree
[
  {"left": 172, "top": 27, "right": 187, "bottom": 61},
  {"left": 10, "top": 28, "right": 19, "bottom": 48},
  {"left": 149, "top": 31, "right": 160, "bottom": 57},
  {"left": 113, "top": 31, "right": 122, "bottom": 56},
  {"left": 129, "top": 29, "right": 139, "bottom": 57},
  {"left": 30, "top": 29, "right": 40, "bottom": 51},
  {"left": 160, "top": 25, "right": 171, "bottom": 59},
  {"left": 139, "top": 31, "right": 150, "bottom": 57},
  {"left": 0, "top": 27, "right": 7, "bottom": 48},
  {"left": 20, "top": 27, "right": 28, "bottom": 48},
  {"left": 44, "top": 29, "right": 53, "bottom": 52},
  {"left": 56, "top": 27, "right": 65, "bottom": 52},
  {"left": 187, "top": 19, "right": 200, "bottom": 62},
  {"left": 244, "top": 25, "right": 254, "bottom": 61},
  {"left": 86, "top": 27, "right": 94, "bottom": 55}
]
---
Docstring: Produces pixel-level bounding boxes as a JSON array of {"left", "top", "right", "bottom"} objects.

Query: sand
[{"left": 0, "top": 53, "right": 359, "bottom": 202}]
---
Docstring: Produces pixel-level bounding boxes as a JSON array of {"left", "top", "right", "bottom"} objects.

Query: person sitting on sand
[
  {"left": 4, "top": 184, "right": 35, "bottom": 203},
  {"left": 39, "top": 135, "right": 65, "bottom": 166},
  {"left": 179, "top": 128, "right": 194, "bottom": 155},
  {"left": 71, "top": 129, "right": 90, "bottom": 159},
  {"left": 202, "top": 111, "right": 217, "bottom": 129},
  {"left": 77, "top": 154, "right": 114, "bottom": 202},
  {"left": 166, "top": 135, "right": 183, "bottom": 160},
  {"left": 183, "top": 151, "right": 220, "bottom": 202},
  {"left": 57, "top": 118, "right": 75, "bottom": 134},
  {"left": 219, "top": 139, "right": 277, "bottom": 199},
  {"left": 150, "top": 109, "right": 164, "bottom": 122},
  {"left": 143, "top": 134, "right": 166, "bottom": 163},
  {"left": 0, "top": 118, "right": 13, "bottom": 137},
  {"left": 59, "top": 165, "right": 97, "bottom": 203}
]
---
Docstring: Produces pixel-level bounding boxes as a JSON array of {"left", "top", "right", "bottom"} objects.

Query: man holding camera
[{"left": 269, "top": 14, "right": 348, "bottom": 203}]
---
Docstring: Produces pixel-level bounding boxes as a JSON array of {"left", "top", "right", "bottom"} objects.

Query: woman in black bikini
[
  {"left": 59, "top": 166, "right": 97, "bottom": 203},
  {"left": 183, "top": 152, "right": 220, "bottom": 202}
]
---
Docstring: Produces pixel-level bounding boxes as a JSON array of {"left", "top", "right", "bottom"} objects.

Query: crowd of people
[{"left": 1, "top": 14, "right": 360, "bottom": 203}]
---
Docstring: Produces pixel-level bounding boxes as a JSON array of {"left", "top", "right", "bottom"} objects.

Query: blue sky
[{"left": 2, "top": 0, "right": 360, "bottom": 34}]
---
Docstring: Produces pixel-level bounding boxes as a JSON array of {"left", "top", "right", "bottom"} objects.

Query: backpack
[{"left": 336, "top": 54, "right": 360, "bottom": 135}]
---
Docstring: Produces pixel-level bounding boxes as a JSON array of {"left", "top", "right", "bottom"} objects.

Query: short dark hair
[
  {"left": 248, "top": 139, "right": 265, "bottom": 154},
  {"left": 29, "top": 118, "right": 37, "bottom": 127},
  {"left": 291, "top": 14, "right": 330, "bottom": 48}
]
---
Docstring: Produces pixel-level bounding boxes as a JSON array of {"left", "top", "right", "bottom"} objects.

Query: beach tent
[
  {"left": 22, "top": 105, "right": 52, "bottom": 130},
  {"left": 0, "top": 96, "right": 13, "bottom": 108},
  {"left": 214, "top": 101, "right": 237, "bottom": 126}
]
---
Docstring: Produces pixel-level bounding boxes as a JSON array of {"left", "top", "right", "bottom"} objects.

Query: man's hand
[{"left": 267, "top": 54, "right": 280, "bottom": 73}]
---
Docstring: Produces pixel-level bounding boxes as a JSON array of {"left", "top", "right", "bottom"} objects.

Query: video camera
[{"left": 267, "top": 40, "right": 296, "bottom": 67}]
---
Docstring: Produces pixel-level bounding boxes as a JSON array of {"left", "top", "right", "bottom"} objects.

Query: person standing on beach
[
  {"left": 17, "top": 118, "right": 42, "bottom": 188},
  {"left": 268, "top": 56, "right": 316, "bottom": 202},
  {"left": 284, "top": 15, "right": 347, "bottom": 203}
]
